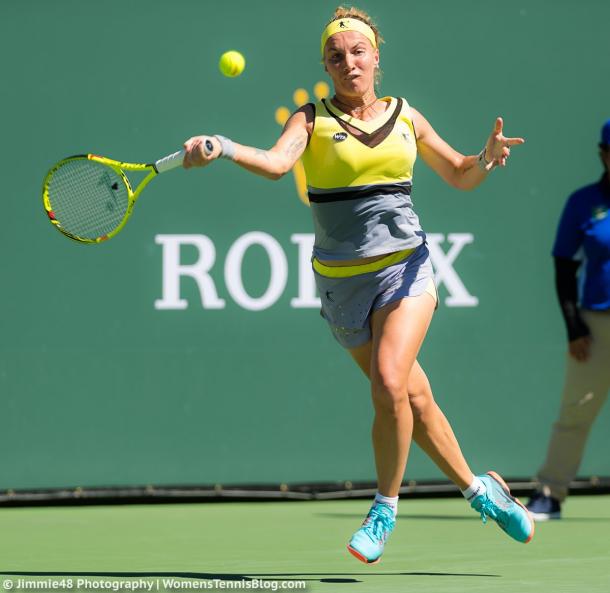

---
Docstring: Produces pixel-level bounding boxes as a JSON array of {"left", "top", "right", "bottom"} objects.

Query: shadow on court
[{"left": 0, "top": 570, "right": 501, "bottom": 583}]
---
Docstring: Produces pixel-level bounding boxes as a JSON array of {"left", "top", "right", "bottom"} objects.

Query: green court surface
[{"left": 1, "top": 496, "right": 609, "bottom": 593}]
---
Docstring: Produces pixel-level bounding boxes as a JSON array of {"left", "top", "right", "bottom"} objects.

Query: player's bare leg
[
  {"left": 349, "top": 320, "right": 473, "bottom": 489},
  {"left": 347, "top": 292, "right": 435, "bottom": 563},
  {"left": 349, "top": 308, "right": 534, "bottom": 548}
]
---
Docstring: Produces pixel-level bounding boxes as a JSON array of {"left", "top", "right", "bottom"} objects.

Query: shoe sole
[
  {"left": 487, "top": 471, "right": 535, "bottom": 544},
  {"left": 347, "top": 544, "right": 381, "bottom": 564}
]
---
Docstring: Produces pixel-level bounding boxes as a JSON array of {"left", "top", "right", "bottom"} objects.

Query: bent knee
[
  {"left": 371, "top": 371, "right": 409, "bottom": 414},
  {"left": 406, "top": 364, "right": 434, "bottom": 421},
  {"left": 408, "top": 392, "right": 430, "bottom": 421}
]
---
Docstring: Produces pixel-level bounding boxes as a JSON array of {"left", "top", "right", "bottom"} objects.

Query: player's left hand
[{"left": 483, "top": 117, "right": 525, "bottom": 168}]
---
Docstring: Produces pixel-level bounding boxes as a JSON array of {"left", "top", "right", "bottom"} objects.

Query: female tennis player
[{"left": 182, "top": 5, "right": 534, "bottom": 563}]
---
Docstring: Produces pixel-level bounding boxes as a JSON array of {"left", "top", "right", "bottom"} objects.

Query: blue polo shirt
[{"left": 553, "top": 174, "right": 610, "bottom": 310}]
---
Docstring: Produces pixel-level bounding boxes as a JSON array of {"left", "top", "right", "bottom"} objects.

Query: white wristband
[
  {"left": 214, "top": 135, "right": 236, "bottom": 160},
  {"left": 477, "top": 148, "right": 494, "bottom": 172}
]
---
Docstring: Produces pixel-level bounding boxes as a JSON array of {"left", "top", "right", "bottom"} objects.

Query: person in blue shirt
[{"left": 527, "top": 119, "right": 610, "bottom": 520}]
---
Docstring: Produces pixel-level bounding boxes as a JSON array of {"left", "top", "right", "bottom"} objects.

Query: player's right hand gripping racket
[{"left": 42, "top": 140, "right": 213, "bottom": 243}]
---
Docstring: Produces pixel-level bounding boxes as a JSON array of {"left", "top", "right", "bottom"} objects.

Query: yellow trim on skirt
[{"left": 312, "top": 248, "right": 416, "bottom": 278}]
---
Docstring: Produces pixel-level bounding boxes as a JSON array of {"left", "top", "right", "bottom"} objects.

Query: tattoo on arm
[
  {"left": 284, "top": 138, "right": 306, "bottom": 158},
  {"left": 254, "top": 148, "right": 271, "bottom": 162}
]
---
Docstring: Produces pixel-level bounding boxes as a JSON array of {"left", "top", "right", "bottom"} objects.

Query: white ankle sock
[
  {"left": 461, "top": 477, "right": 486, "bottom": 502},
  {"left": 374, "top": 493, "right": 398, "bottom": 516}
]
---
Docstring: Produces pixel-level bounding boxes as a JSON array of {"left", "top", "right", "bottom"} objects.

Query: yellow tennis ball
[{"left": 219, "top": 51, "right": 245, "bottom": 77}]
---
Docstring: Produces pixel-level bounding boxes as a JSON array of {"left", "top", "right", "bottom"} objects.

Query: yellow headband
[{"left": 320, "top": 18, "right": 377, "bottom": 57}]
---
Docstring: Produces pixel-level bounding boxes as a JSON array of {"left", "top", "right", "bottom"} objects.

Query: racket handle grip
[
  {"left": 155, "top": 140, "right": 214, "bottom": 173},
  {"left": 155, "top": 150, "right": 184, "bottom": 173}
]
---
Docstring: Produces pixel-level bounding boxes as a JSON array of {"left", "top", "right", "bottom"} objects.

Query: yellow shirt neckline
[{"left": 323, "top": 97, "right": 397, "bottom": 135}]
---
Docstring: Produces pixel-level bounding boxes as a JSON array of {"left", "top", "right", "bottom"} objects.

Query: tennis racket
[{"left": 42, "top": 140, "right": 213, "bottom": 243}]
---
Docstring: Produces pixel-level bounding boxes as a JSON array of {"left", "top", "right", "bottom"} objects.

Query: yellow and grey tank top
[{"left": 301, "top": 96, "right": 423, "bottom": 260}]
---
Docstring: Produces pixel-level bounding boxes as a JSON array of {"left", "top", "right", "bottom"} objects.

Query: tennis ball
[{"left": 219, "top": 51, "right": 245, "bottom": 77}]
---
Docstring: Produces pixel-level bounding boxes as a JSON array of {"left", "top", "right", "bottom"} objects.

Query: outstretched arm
[
  {"left": 412, "top": 108, "right": 525, "bottom": 191},
  {"left": 181, "top": 106, "right": 312, "bottom": 181}
]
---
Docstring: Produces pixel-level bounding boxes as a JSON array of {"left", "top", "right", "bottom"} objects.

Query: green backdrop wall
[{"left": 2, "top": 0, "right": 609, "bottom": 490}]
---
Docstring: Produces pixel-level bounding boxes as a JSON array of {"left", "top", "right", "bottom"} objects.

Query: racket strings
[{"left": 47, "top": 160, "right": 129, "bottom": 240}]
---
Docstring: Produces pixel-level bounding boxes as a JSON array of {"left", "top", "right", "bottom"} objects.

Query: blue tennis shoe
[
  {"left": 347, "top": 502, "right": 396, "bottom": 564},
  {"left": 471, "top": 471, "right": 535, "bottom": 543}
]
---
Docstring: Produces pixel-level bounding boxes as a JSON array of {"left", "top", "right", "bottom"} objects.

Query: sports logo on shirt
[
  {"left": 592, "top": 205, "right": 608, "bottom": 221},
  {"left": 333, "top": 132, "right": 348, "bottom": 142}
]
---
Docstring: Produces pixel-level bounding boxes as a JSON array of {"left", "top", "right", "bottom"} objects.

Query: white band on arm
[
  {"left": 214, "top": 135, "right": 236, "bottom": 160},
  {"left": 477, "top": 147, "right": 494, "bottom": 172}
]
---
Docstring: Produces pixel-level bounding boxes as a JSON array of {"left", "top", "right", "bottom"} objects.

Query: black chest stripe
[{"left": 308, "top": 181, "right": 412, "bottom": 203}]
